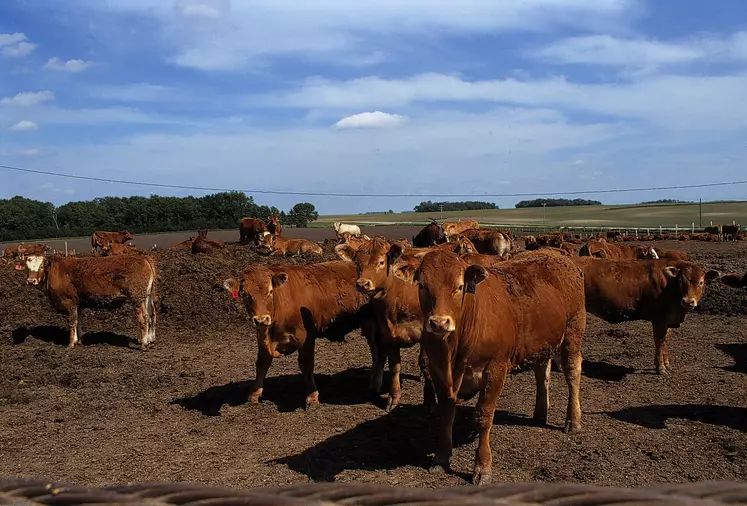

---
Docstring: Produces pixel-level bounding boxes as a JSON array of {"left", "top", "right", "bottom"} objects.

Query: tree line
[
  {"left": 413, "top": 201, "right": 498, "bottom": 212},
  {"left": 514, "top": 198, "right": 602, "bottom": 208},
  {"left": 0, "top": 192, "right": 319, "bottom": 242}
]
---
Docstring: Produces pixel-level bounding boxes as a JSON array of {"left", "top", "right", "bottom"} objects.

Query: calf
[
  {"left": 17, "top": 255, "right": 157, "bottom": 349},
  {"left": 459, "top": 228, "right": 512, "bottom": 257},
  {"left": 258, "top": 233, "right": 323, "bottom": 256},
  {"left": 333, "top": 222, "right": 362, "bottom": 238},
  {"left": 579, "top": 240, "right": 658, "bottom": 260},
  {"left": 442, "top": 220, "right": 478, "bottom": 240},
  {"left": 101, "top": 242, "right": 143, "bottom": 256},
  {"left": 414, "top": 250, "right": 586, "bottom": 485},
  {"left": 655, "top": 249, "right": 689, "bottom": 261},
  {"left": 574, "top": 257, "right": 718, "bottom": 374},
  {"left": 239, "top": 217, "right": 268, "bottom": 244},
  {"left": 91, "top": 231, "right": 133, "bottom": 255},
  {"left": 223, "top": 262, "right": 377, "bottom": 409},
  {"left": 267, "top": 215, "right": 282, "bottom": 236},
  {"left": 3, "top": 243, "right": 50, "bottom": 261},
  {"left": 191, "top": 234, "right": 224, "bottom": 254},
  {"left": 336, "top": 240, "right": 435, "bottom": 411},
  {"left": 412, "top": 220, "right": 446, "bottom": 247}
]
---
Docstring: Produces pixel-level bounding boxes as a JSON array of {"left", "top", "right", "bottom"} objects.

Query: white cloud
[
  {"left": 254, "top": 72, "right": 747, "bottom": 130},
  {"left": 88, "top": 83, "right": 173, "bottom": 102},
  {"left": 532, "top": 32, "right": 747, "bottom": 67},
  {"left": 44, "top": 57, "right": 96, "bottom": 72},
  {"left": 8, "top": 120, "right": 39, "bottom": 132},
  {"left": 1, "top": 91, "right": 55, "bottom": 106},
  {"left": 73, "top": 0, "right": 637, "bottom": 70},
  {"left": 0, "top": 32, "right": 37, "bottom": 58},
  {"left": 334, "top": 111, "right": 407, "bottom": 129},
  {"left": 16, "top": 148, "right": 44, "bottom": 157}
]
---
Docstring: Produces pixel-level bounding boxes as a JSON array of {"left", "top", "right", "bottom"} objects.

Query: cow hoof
[
  {"left": 472, "top": 470, "right": 492, "bottom": 486},
  {"left": 386, "top": 396, "right": 400, "bottom": 413},
  {"left": 305, "top": 399, "right": 320, "bottom": 411},
  {"left": 428, "top": 463, "right": 447, "bottom": 475},
  {"left": 656, "top": 367, "right": 669, "bottom": 376},
  {"left": 563, "top": 421, "right": 581, "bottom": 434}
]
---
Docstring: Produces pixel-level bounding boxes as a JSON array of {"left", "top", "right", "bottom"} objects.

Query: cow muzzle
[
  {"left": 26, "top": 278, "right": 39, "bottom": 286},
  {"left": 681, "top": 297, "right": 698, "bottom": 309},
  {"left": 426, "top": 315, "right": 455, "bottom": 334},
  {"left": 356, "top": 279, "right": 376, "bottom": 293},
  {"left": 252, "top": 315, "right": 272, "bottom": 326}
]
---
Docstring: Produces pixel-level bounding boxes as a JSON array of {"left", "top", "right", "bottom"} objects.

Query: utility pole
[
  {"left": 699, "top": 198, "right": 702, "bottom": 228},
  {"left": 439, "top": 204, "right": 444, "bottom": 222},
  {"left": 542, "top": 203, "right": 547, "bottom": 227}
]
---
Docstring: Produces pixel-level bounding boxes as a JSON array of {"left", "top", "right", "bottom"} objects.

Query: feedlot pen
[{"left": 1, "top": 230, "right": 746, "bottom": 488}]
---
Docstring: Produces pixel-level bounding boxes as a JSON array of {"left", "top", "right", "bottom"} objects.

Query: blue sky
[{"left": 1, "top": 0, "right": 746, "bottom": 214}]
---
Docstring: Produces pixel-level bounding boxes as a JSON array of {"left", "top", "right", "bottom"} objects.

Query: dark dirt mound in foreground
[{"left": 1, "top": 237, "right": 746, "bottom": 489}]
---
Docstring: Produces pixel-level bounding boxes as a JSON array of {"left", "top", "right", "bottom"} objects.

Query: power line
[{"left": 2, "top": 162, "right": 747, "bottom": 198}]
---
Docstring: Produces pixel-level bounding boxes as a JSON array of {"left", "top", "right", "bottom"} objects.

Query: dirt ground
[{"left": 1, "top": 233, "right": 746, "bottom": 489}]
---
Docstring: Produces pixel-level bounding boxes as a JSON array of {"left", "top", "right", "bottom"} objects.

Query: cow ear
[
  {"left": 387, "top": 244, "right": 404, "bottom": 265},
  {"left": 464, "top": 265, "right": 488, "bottom": 291},
  {"left": 335, "top": 244, "right": 356, "bottom": 263},
  {"left": 705, "top": 269, "right": 720, "bottom": 284},
  {"left": 223, "top": 278, "right": 239, "bottom": 293},
  {"left": 272, "top": 272, "right": 288, "bottom": 288},
  {"left": 393, "top": 263, "right": 417, "bottom": 284},
  {"left": 664, "top": 266, "right": 680, "bottom": 278}
]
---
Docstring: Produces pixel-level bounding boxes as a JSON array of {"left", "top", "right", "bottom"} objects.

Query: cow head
[
  {"left": 18, "top": 255, "right": 48, "bottom": 286},
  {"left": 414, "top": 250, "right": 476, "bottom": 336},
  {"left": 664, "top": 263, "right": 720, "bottom": 310},
  {"left": 336, "top": 238, "right": 393, "bottom": 295},
  {"left": 332, "top": 222, "right": 341, "bottom": 233},
  {"left": 120, "top": 231, "right": 134, "bottom": 242},
  {"left": 223, "top": 266, "right": 288, "bottom": 327},
  {"left": 721, "top": 273, "right": 747, "bottom": 289},
  {"left": 197, "top": 229, "right": 208, "bottom": 239},
  {"left": 257, "top": 231, "right": 274, "bottom": 252},
  {"left": 452, "top": 235, "right": 476, "bottom": 255}
]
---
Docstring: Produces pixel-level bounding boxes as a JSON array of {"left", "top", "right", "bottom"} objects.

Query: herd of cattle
[{"left": 2, "top": 216, "right": 747, "bottom": 485}]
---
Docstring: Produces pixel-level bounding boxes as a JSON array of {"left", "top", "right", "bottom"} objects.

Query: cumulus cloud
[
  {"left": 333, "top": 111, "right": 407, "bottom": 129},
  {"left": 44, "top": 57, "right": 96, "bottom": 72},
  {"left": 0, "top": 32, "right": 37, "bottom": 57},
  {"left": 8, "top": 120, "right": 38, "bottom": 132},
  {"left": 0, "top": 91, "right": 55, "bottom": 106}
]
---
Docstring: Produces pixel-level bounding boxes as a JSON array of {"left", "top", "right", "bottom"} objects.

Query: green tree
[{"left": 286, "top": 202, "right": 318, "bottom": 228}]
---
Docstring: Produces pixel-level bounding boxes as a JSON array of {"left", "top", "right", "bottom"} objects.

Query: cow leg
[
  {"left": 298, "top": 336, "right": 319, "bottom": 410},
  {"left": 532, "top": 358, "right": 552, "bottom": 426},
  {"left": 560, "top": 339, "right": 583, "bottom": 433},
  {"left": 136, "top": 301, "right": 150, "bottom": 350},
  {"left": 250, "top": 346, "right": 273, "bottom": 405},
  {"left": 364, "top": 325, "right": 385, "bottom": 395},
  {"left": 147, "top": 288, "right": 157, "bottom": 346},
  {"left": 419, "top": 345, "right": 438, "bottom": 413},
  {"left": 472, "top": 362, "right": 509, "bottom": 486},
  {"left": 386, "top": 346, "right": 403, "bottom": 412},
  {"left": 652, "top": 322, "right": 671, "bottom": 375},
  {"left": 430, "top": 380, "right": 457, "bottom": 474},
  {"left": 68, "top": 307, "right": 80, "bottom": 348}
]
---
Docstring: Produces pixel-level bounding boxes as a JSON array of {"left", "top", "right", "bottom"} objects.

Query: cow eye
[{"left": 379, "top": 260, "right": 386, "bottom": 267}]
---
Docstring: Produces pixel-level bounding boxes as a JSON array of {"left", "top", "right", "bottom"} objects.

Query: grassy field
[{"left": 318, "top": 201, "right": 747, "bottom": 230}]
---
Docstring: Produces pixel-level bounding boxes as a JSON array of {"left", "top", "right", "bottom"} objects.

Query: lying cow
[
  {"left": 412, "top": 220, "right": 446, "bottom": 248},
  {"left": 239, "top": 217, "right": 268, "bottom": 244},
  {"left": 191, "top": 230, "right": 224, "bottom": 254},
  {"left": 574, "top": 257, "right": 718, "bottom": 374},
  {"left": 721, "top": 273, "right": 747, "bottom": 288},
  {"left": 2, "top": 243, "right": 50, "bottom": 261},
  {"left": 336, "top": 239, "right": 435, "bottom": 412},
  {"left": 442, "top": 220, "right": 478, "bottom": 240},
  {"left": 258, "top": 233, "right": 323, "bottom": 256},
  {"left": 17, "top": 254, "right": 157, "bottom": 349},
  {"left": 579, "top": 240, "right": 658, "bottom": 260},
  {"left": 458, "top": 228, "right": 512, "bottom": 257},
  {"left": 413, "top": 250, "right": 586, "bottom": 485},
  {"left": 223, "top": 262, "right": 377, "bottom": 409},
  {"left": 333, "top": 222, "right": 362, "bottom": 238},
  {"left": 101, "top": 242, "right": 144, "bottom": 256},
  {"left": 91, "top": 230, "right": 133, "bottom": 255}
]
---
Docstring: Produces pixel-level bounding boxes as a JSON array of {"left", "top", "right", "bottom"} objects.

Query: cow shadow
[
  {"left": 271, "top": 404, "right": 557, "bottom": 482},
  {"left": 582, "top": 360, "right": 635, "bottom": 382},
  {"left": 607, "top": 404, "right": 747, "bottom": 432},
  {"left": 715, "top": 343, "right": 747, "bottom": 374},
  {"left": 12, "top": 325, "right": 134, "bottom": 348},
  {"left": 172, "top": 367, "right": 420, "bottom": 415}
]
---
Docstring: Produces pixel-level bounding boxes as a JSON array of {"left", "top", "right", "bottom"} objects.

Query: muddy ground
[{"left": 0, "top": 235, "right": 746, "bottom": 489}]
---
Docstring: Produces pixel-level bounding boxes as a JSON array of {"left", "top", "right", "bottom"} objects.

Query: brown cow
[
  {"left": 170, "top": 237, "right": 194, "bottom": 250},
  {"left": 704, "top": 225, "right": 722, "bottom": 239},
  {"left": 721, "top": 273, "right": 747, "bottom": 289},
  {"left": 574, "top": 257, "right": 718, "bottom": 374},
  {"left": 412, "top": 220, "right": 446, "bottom": 247},
  {"left": 258, "top": 233, "right": 323, "bottom": 256},
  {"left": 91, "top": 231, "right": 133, "bottom": 255},
  {"left": 722, "top": 224, "right": 741, "bottom": 241},
  {"left": 412, "top": 250, "right": 586, "bottom": 484},
  {"left": 239, "top": 217, "right": 268, "bottom": 244},
  {"left": 16, "top": 254, "right": 157, "bottom": 349},
  {"left": 3, "top": 243, "right": 51, "bottom": 261},
  {"left": 267, "top": 215, "right": 282, "bottom": 236},
  {"left": 459, "top": 228, "right": 512, "bottom": 257},
  {"left": 191, "top": 233, "right": 224, "bottom": 254},
  {"left": 223, "top": 262, "right": 378, "bottom": 409},
  {"left": 101, "top": 242, "right": 144, "bottom": 256},
  {"left": 336, "top": 239, "right": 435, "bottom": 411},
  {"left": 442, "top": 220, "right": 479, "bottom": 240},
  {"left": 578, "top": 240, "right": 658, "bottom": 260},
  {"left": 655, "top": 249, "right": 689, "bottom": 261}
]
